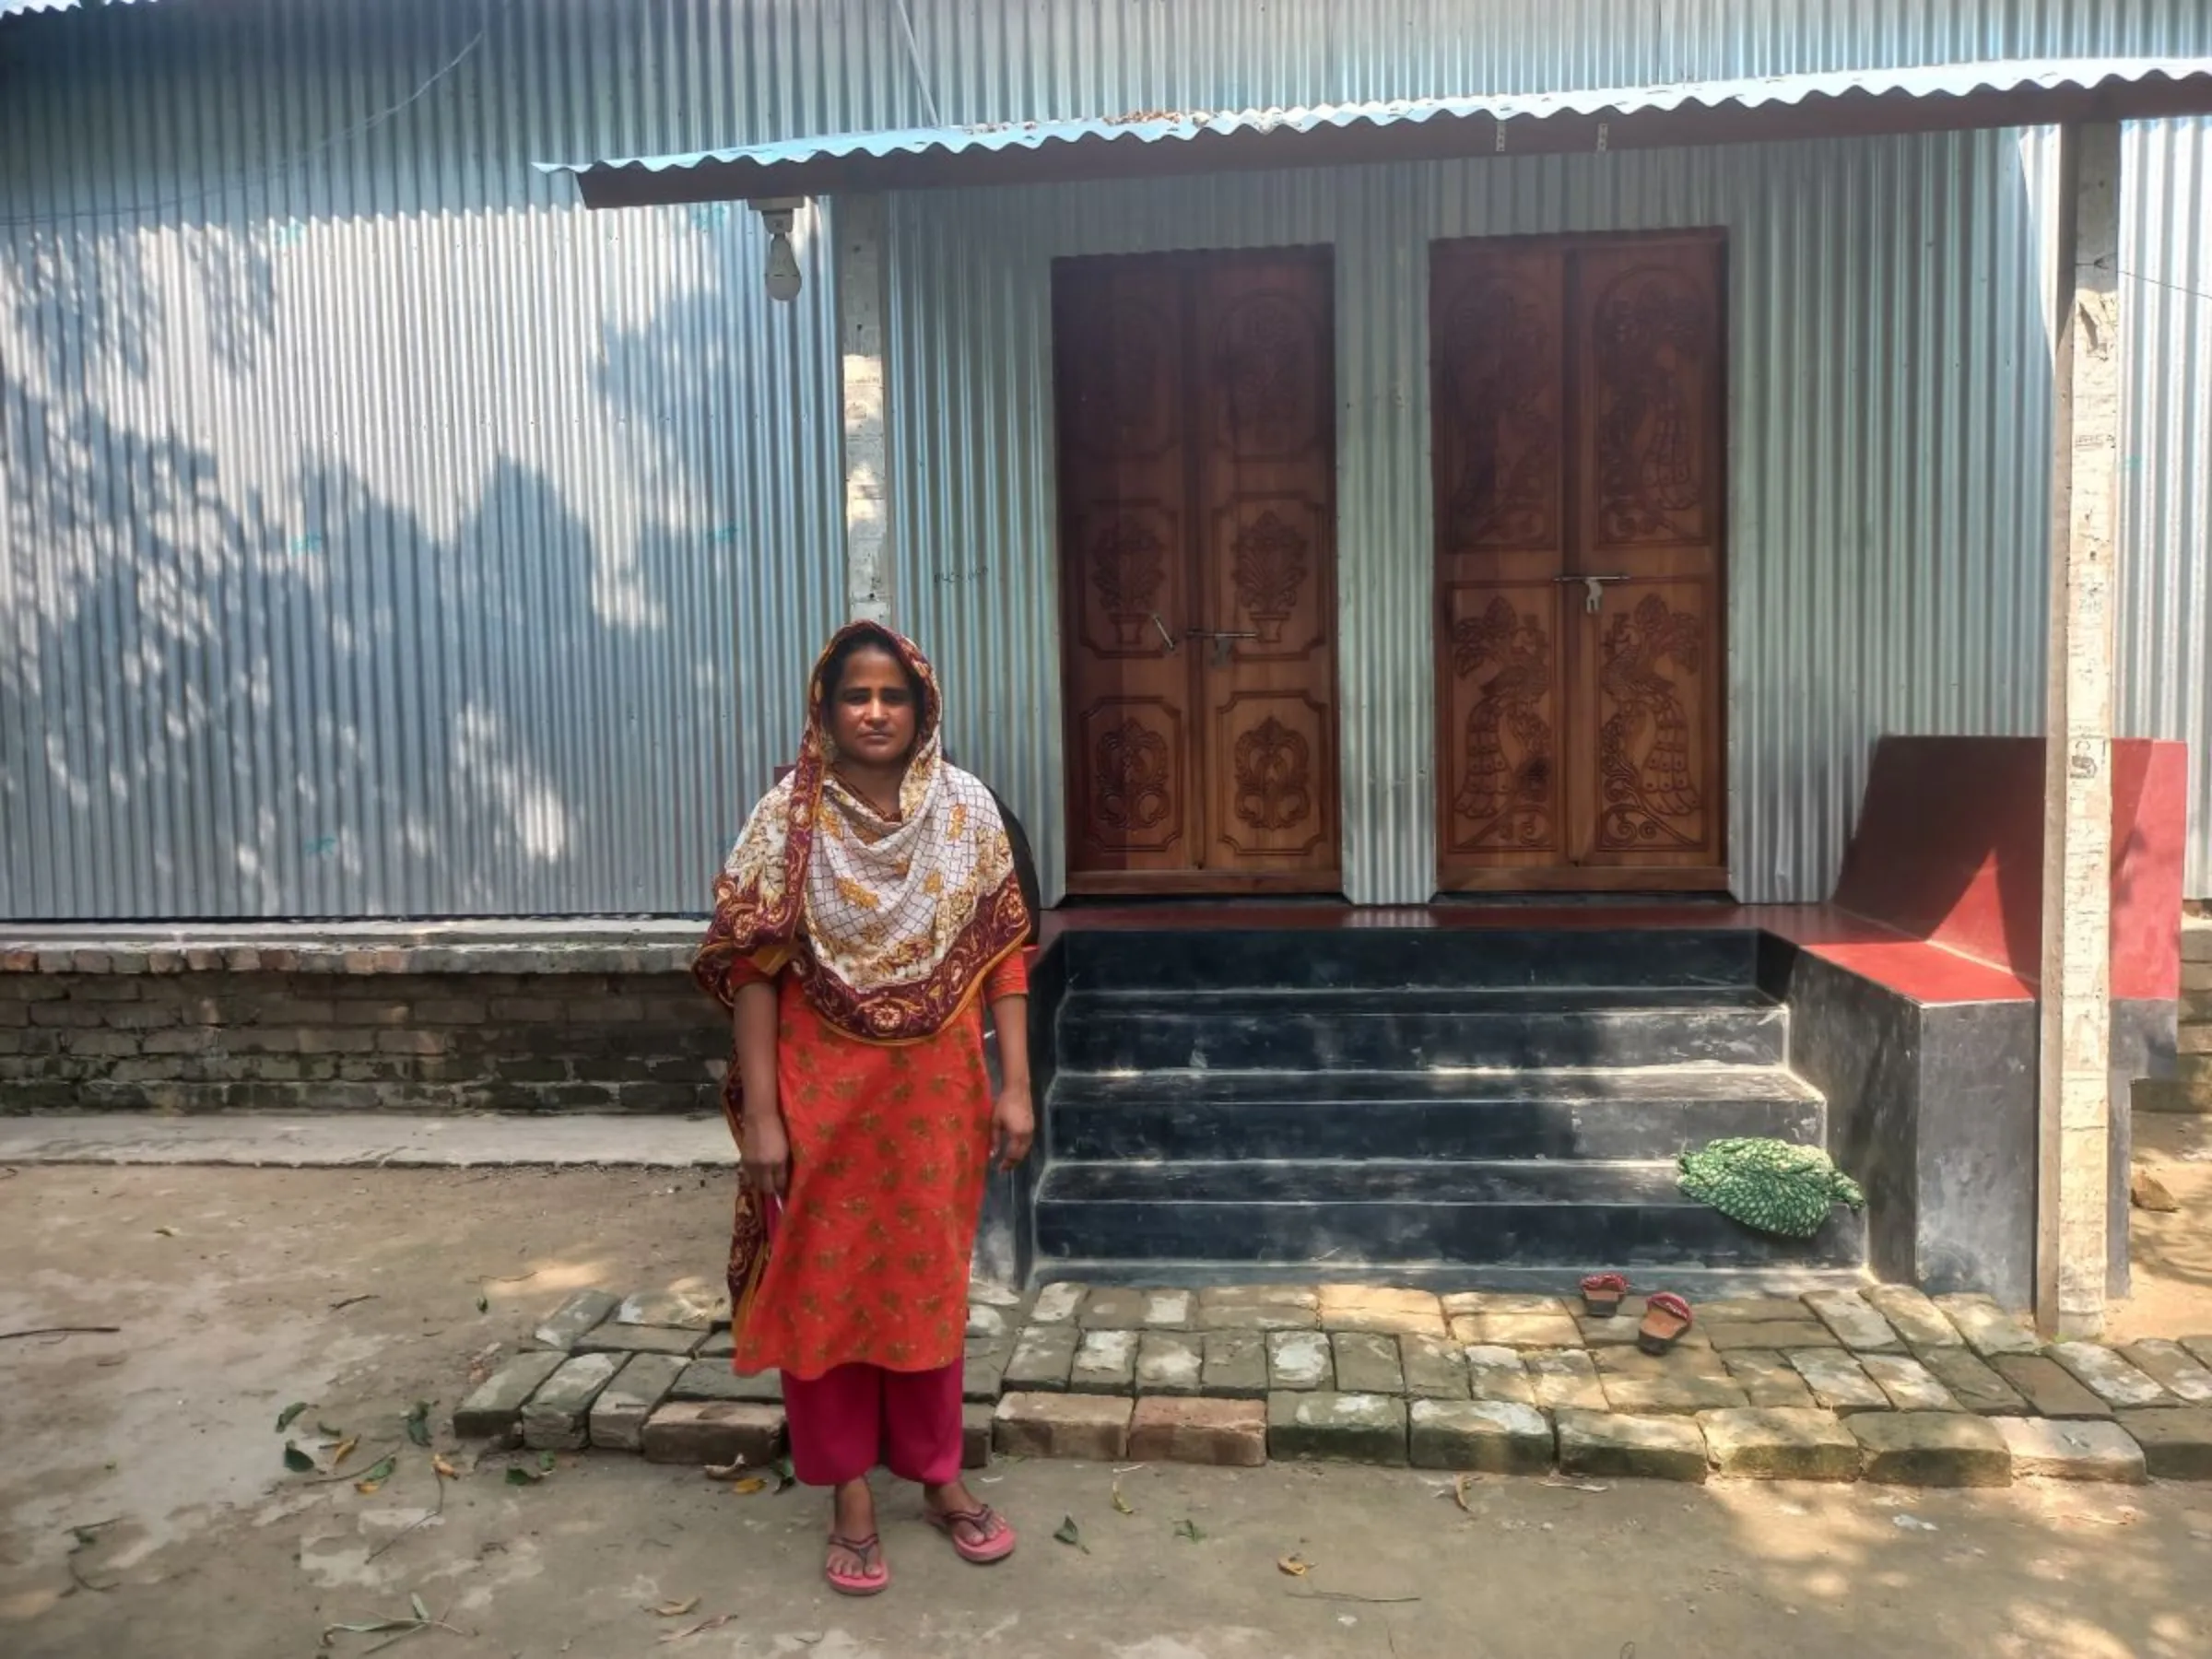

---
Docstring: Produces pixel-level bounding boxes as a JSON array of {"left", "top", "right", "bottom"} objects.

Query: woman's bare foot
[
  {"left": 922, "top": 1477, "right": 978, "bottom": 1520},
  {"left": 923, "top": 1479, "right": 1016, "bottom": 1561},
  {"left": 825, "top": 1479, "right": 887, "bottom": 1594}
]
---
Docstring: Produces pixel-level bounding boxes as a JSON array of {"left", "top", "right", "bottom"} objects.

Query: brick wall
[{"left": 0, "top": 940, "right": 729, "bottom": 1112}]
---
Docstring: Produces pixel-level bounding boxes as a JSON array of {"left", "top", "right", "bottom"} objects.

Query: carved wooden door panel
[
  {"left": 1432, "top": 242, "right": 1572, "bottom": 882},
  {"left": 1433, "top": 235, "right": 1726, "bottom": 891},
  {"left": 1570, "top": 240, "right": 1725, "bottom": 878},
  {"left": 1055, "top": 259, "right": 1194, "bottom": 885},
  {"left": 1056, "top": 250, "right": 1341, "bottom": 893},
  {"left": 1190, "top": 256, "right": 1340, "bottom": 885}
]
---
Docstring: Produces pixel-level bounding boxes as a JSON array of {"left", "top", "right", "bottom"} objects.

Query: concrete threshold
[{"left": 0, "top": 1112, "right": 735, "bottom": 1169}]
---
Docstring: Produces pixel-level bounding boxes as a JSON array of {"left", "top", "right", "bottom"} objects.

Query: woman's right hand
[
  {"left": 732, "top": 981, "right": 785, "bottom": 1198},
  {"left": 741, "top": 1111, "right": 791, "bottom": 1197}
]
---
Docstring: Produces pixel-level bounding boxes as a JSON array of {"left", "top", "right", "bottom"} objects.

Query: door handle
[
  {"left": 1557, "top": 572, "right": 1630, "bottom": 613},
  {"left": 1149, "top": 613, "right": 1179, "bottom": 653}
]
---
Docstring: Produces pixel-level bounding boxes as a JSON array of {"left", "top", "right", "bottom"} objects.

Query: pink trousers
[{"left": 781, "top": 1361, "right": 963, "bottom": 1488}]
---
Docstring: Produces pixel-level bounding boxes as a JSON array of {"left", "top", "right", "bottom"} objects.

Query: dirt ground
[
  {"left": 2112, "top": 1112, "right": 2212, "bottom": 1343},
  {"left": 3, "top": 1164, "right": 2211, "bottom": 1659}
]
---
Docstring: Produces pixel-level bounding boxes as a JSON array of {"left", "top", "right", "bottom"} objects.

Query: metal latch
[
  {"left": 1183, "top": 627, "right": 1262, "bottom": 665},
  {"left": 1558, "top": 572, "right": 1629, "bottom": 613}
]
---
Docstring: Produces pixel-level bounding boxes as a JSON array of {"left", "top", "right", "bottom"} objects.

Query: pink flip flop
[
  {"left": 825, "top": 1532, "right": 889, "bottom": 1596},
  {"left": 1638, "top": 1292, "right": 1695, "bottom": 1356},
  {"left": 924, "top": 1502, "right": 1018, "bottom": 1565},
  {"left": 1580, "top": 1273, "right": 1630, "bottom": 1318}
]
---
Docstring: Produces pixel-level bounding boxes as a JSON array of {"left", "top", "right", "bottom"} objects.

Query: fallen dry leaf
[
  {"left": 658, "top": 1613, "right": 735, "bottom": 1643},
  {"left": 2132, "top": 1168, "right": 2180, "bottom": 1213},
  {"left": 652, "top": 1597, "right": 701, "bottom": 1618},
  {"left": 2056, "top": 1509, "right": 2139, "bottom": 1528},
  {"left": 1453, "top": 1474, "right": 1479, "bottom": 1512},
  {"left": 1112, "top": 1482, "right": 1133, "bottom": 1516},
  {"left": 702, "top": 1461, "right": 748, "bottom": 1480},
  {"left": 330, "top": 1436, "right": 360, "bottom": 1470},
  {"left": 431, "top": 1455, "right": 458, "bottom": 1480},
  {"left": 354, "top": 1454, "right": 397, "bottom": 1495},
  {"left": 1277, "top": 1554, "right": 1312, "bottom": 1577},
  {"left": 728, "top": 1477, "right": 768, "bottom": 1495}
]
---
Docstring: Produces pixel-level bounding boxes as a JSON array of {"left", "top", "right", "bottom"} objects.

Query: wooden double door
[
  {"left": 1053, "top": 249, "right": 1342, "bottom": 893},
  {"left": 1432, "top": 233, "right": 1729, "bottom": 891}
]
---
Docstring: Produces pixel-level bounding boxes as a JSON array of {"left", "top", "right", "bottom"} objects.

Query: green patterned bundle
[{"left": 1677, "top": 1137, "right": 1865, "bottom": 1240}]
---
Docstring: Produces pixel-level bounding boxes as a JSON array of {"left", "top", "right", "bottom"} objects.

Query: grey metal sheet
[
  {"left": 2116, "top": 116, "right": 2212, "bottom": 898},
  {"left": 3, "top": 0, "right": 2208, "bottom": 915},
  {"left": 543, "top": 58, "right": 2212, "bottom": 205},
  {"left": 1, "top": 0, "right": 157, "bottom": 17},
  {"left": 892, "top": 128, "right": 2078, "bottom": 905}
]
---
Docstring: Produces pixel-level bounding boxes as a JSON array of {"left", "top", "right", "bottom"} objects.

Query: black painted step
[
  {"left": 1056, "top": 987, "right": 1788, "bottom": 1072},
  {"left": 1031, "top": 1260, "right": 1876, "bottom": 1296},
  {"left": 1033, "top": 1159, "right": 1865, "bottom": 1269},
  {"left": 1059, "top": 926, "right": 1759, "bottom": 993},
  {"left": 1047, "top": 1066, "right": 1823, "bottom": 1162}
]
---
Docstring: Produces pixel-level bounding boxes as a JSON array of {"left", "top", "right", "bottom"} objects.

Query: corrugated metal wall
[
  {"left": 3, "top": 0, "right": 2207, "bottom": 914},
  {"left": 2118, "top": 117, "right": 2212, "bottom": 900},
  {"left": 0, "top": 1, "right": 851, "bottom": 917},
  {"left": 891, "top": 131, "right": 2071, "bottom": 905}
]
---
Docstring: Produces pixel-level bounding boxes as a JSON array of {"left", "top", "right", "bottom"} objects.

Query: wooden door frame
[
  {"left": 1051, "top": 244, "right": 1347, "bottom": 899},
  {"left": 1429, "top": 228, "right": 1732, "bottom": 896}
]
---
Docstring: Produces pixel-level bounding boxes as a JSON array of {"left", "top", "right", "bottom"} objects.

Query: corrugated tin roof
[
  {"left": 0, "top": 0, "right": 157, "bottom": 17},
  {"left": 543, "top": 56, "right": 2212, "bottom": 206}
]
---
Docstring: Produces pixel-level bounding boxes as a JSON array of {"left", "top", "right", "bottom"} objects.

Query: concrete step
[
  {"left": 1056, "top": 987, "right": 1789, "bottom": 1073},
  {"left": 1048, "top": 1066, "right": 1824, "bottom": 1162},
  {"left": 1033, "top": 1159, "right": 1865, "bottom": 1270},
  {"left": 1027, "top": 1260, "right": 1876, "bottom": 1295},
  {"left": 1054, "top": 925, "right": 1760, "bottom": 993}
]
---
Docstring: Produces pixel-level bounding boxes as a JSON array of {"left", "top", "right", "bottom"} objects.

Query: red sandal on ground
[
  {"left": 825, "top": 1532, "right": 889, "bottom": 1596},
  {"left": 924, "top": 1501, "right": 1018, "bottom": 1565},
  {"left": 1580, "top": 1273, "right": 1630, "bottom": 1319},
  {"left": 1637, "top": 1291, "right": 1694, "bottom": 1355}
]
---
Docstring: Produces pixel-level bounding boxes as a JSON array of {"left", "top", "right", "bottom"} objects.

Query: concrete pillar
[
  {"left": 2036, "top": 122, "right": 2122, "bottom": 1339},
  {"left": 836, "top": 194, "right": 893, "bottom": 626}
]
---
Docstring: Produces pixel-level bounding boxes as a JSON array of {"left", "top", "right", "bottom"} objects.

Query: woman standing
[{"left": 693, "top": 622, "right": 1034, "bottom": 1596}]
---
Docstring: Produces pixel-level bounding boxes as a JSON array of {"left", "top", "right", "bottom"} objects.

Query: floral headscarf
[{"left": 691, "top": 622, "right": 1030, "bottom": 1043}]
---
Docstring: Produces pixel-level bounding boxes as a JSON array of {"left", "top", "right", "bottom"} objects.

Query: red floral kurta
[{"left": 729, "top": 950, "right": 1027, "bottom": 1380}]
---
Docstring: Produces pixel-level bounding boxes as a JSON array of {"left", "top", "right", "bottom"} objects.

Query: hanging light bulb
[
  {"left": 764, "top": 227, "right": 803, "bottom": 302},
  {"left": 752, "top": 202, "right": 805, "bottom": 303}
]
